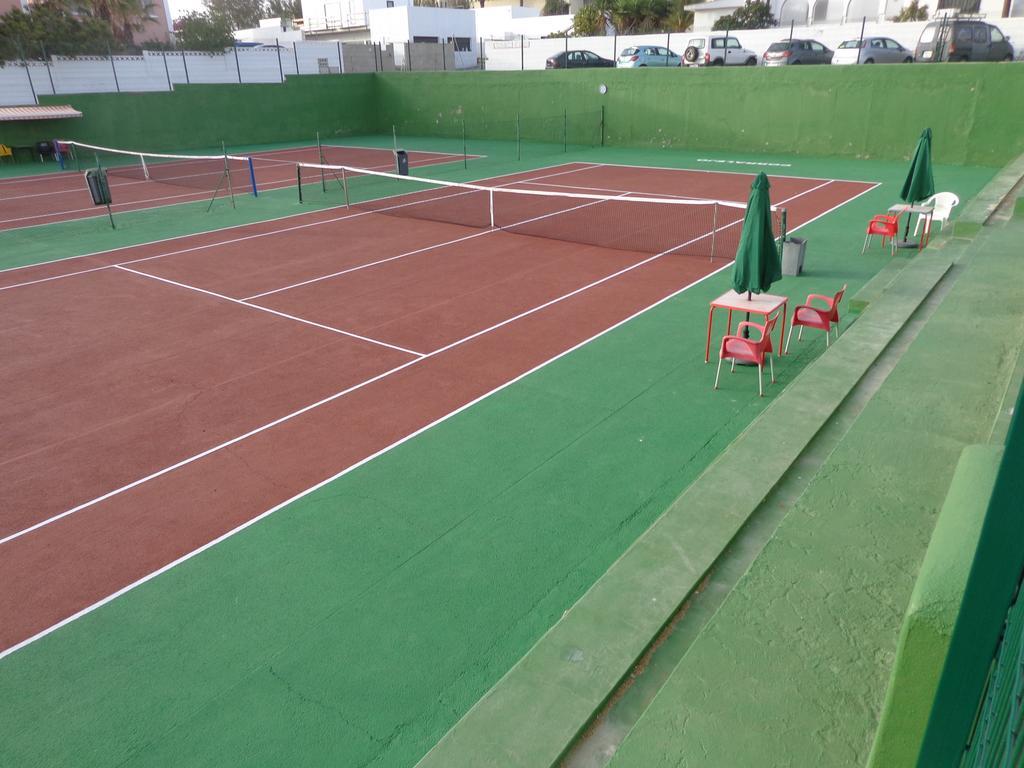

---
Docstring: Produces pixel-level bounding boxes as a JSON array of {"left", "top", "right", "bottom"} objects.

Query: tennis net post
[
  {"left": 316, "top": 131, "right": 327, "bottom": 193},
  {"left": 710, "top": 202, "right": 718, "bottom": 261}
]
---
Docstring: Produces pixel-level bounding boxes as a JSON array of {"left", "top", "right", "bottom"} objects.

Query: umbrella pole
[{"left": 743, "top": 291, "right": 752, "bottom": 340}]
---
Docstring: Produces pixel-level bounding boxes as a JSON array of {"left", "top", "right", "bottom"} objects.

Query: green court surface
[
  {"left": 0, "top": 133, "right": 999, "bottom": 767},
  {"left": 607, "top": 215, "right": 1024, "bottom": 768},
  {"left": 3, "top": 63, "right": 1022, "bottom": 766}
]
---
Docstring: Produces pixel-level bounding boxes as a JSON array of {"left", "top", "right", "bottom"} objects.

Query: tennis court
[
  {"left": 0, "top": 143, "right": 470, "bottom": 230},
  {"left": 2, "top": 57, "right": 1022, "bottom": 768},
  {"left": 0, "top": 159, "right": 873, "bottom": 657}
]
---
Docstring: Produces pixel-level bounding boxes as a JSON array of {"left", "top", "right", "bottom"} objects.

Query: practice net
[
  {"left": 57, "top": 140, "right": 256, "bottom": 198},
  {"left": 295, "top": 161, "right": 786, "bottom": 261}
]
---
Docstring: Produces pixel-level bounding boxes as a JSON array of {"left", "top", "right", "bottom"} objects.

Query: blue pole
[{"left": 247, "top": 157, "right": 258, "bottom": 196}]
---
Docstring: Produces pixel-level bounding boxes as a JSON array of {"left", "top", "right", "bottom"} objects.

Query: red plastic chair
[
  {"left": 714, "top": 312, "right": 779, "bottom": 397},
  {"left": 862, "top": 215, "right": 898, "bottom": 256},
  {"left": 785, "top": 284, "right": 847, "bottom": 354}
]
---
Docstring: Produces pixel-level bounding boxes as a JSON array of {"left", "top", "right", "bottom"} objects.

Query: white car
[
  {"left": 681, "top": 35, "right": 759, "bottom": 66},
  {"left": 832, "top": 36, "right": 914, "bottom": 64}
]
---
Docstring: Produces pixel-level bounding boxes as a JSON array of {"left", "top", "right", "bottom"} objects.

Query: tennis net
[
  {"left": 296, "top": 161, "right": 786, "bottom": 261},
  {"left": 57, "top": 140, "right": 257, "bottom": 198}
]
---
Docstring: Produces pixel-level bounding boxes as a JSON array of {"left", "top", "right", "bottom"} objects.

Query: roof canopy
[{"left": 0, "top": 105, "right": 83, "bottom": 122}]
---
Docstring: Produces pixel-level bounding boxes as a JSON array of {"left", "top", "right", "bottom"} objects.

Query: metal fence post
[
  {"left": 441, "top": 39, "right": 446, "bottom": 71},
  {"left": 276, "top": 37, "right": 284, "bottom": 81},
  {"left": 179, "top": 39, "right": 190, "bottom": 84},
  {"left": 479, "top": 37, "right": 484, "bottom": 70},
  {"left": 407, "top": 41, "right": 412, "bottom": 71},
  {"left": 233, "top": 44, "right": 241, "bottom": 83},
  {"left": 16, "top": 39, "right": 38, "bottom": 105},
  {"left": 161, "top": 49, "right": 172, "bottom": 90},
  {"left": 666, "top": 32, "right": 670, "bottom": 65},
  {"left": 337, "top": 40, "right": 343, "bottom": 73},
  {"left": 107, "top": 43, "right": 120, "bottom": 93},
  {"left": 521, "top": 35, "right": 524, "bottom": 70},
  {"left": 40, "top": 43, "right": 55, "bottom": 95},
  {"left": 293, "top": 42, "right": 299, "bottom": 74}
]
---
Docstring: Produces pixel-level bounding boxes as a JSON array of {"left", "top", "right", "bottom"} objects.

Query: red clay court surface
[
  {"left": 0, "top": 161, "right": 877, "bottom": 657},
  {"left": 0, "top": 144, "right": 469, "bottom": 231}
]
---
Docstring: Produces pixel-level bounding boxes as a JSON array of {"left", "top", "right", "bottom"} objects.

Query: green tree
[
  {"left": 573, "top": 4, "right": 604, "bottom": 34},
  {"left": 203, "top": 0, "right": 264, "bottom": 31},
  {"left": 613, "top": 0, "right": 670, "bottom": 33},
  {"left": 0, "top": 0, "right": 121, "bottom": 60},
  {"left": 174, "top": 10, "right": 234, "bottom": 50},
  {"left": 889, "top": 0, "right": 928, "bottom": 21},
  {"left": 711, "top": 0, "right": 775, "bottom": 29},
  {"left": 87, "top": 0, "right": 158, "bottom": 46},
  {"left": 543, "top": 0, "right": 570, "bottom": 14},
  {"left": 665, "top": 0, "right": 693, "bottom": 30},
  {"left": 264, "top": 0, "right": 302, "bottom": 18}
]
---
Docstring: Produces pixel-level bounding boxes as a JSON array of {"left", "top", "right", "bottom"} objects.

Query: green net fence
[{"left": 918, "top": 381, "right": 1024, "bottom": 767}]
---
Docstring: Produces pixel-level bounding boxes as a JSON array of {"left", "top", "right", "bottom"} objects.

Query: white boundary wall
[{"left": 0, "top": 42, "right": 392, "bottom": 105}]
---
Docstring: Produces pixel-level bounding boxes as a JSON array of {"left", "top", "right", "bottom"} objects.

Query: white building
[
  {"left": 684, "top": 0, "right": 1024, "bottom": 30},
  {"left": 365, "top": 4, "right": 572, "bottom": 67}
]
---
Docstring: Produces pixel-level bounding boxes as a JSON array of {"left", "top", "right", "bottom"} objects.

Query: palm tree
[{"left": 86, "top": 0, "right": 157, "bottom": 46}]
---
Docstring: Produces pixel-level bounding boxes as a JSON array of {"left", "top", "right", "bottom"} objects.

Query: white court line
[
  {"left": 0, "top": 261, "right": 735, "bottom": 664},
  {"left": 0, "top": 164, "right": 601, "bottom": 293},
  {"left": 0, "top": 163, "right": 596, "bottom": 276},
  {"left": 0, "top": 146, "right": 470, "bottom": 189},
  {"left": 522, "top": 181, "right": 717, "bottom": 201},
  {"left": 243, "top": 188, "right": 634, "bottom": 301},
  {"left": 0, "top": 178, "right": 877, "bottom": 659},
  {"left": 114, "top": 265, "right": 425, "bottom": 357},
  {"left": 0, "top": 179, "right": 784, "bottom": 548},
  {"left": 0, "top": 152, "right": 471, "bottom": 226},
  {"left": 588, "top": 160, "right": 883, "bottom": 187}
]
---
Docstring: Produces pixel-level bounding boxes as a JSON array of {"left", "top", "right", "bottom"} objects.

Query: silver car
[
  {"left": 832, "top": 36, "right": 914, "bottom": 64},
  {"left": 617, "top": 45, "right": 682, "bottom": 67}
]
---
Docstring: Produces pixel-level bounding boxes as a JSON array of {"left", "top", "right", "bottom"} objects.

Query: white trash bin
[{"left": 782, "top": 237, "right": 806, "bottom": 277}]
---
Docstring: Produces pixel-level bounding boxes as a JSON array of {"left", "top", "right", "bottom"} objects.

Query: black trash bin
[
  {"left": 85, "top": 168, "right": 112, "bottom": 205},
  {"left": 394, "top": 149, "right": 409, "bottom": 176}
]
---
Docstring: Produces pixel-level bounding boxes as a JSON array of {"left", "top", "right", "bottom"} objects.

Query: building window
[
  {"left": 386, "top": 1, "right": 394, "bottom": 6},
  {"left": 448, "top": 36, "right": 471, "bottom": 51},
  {"left": 413, "top": 35, "right": 439, "bottom": 43}
]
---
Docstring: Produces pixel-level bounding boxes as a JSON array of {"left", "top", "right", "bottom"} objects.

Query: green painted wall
[
  {"left": 0, "top": 74, "right": 377, "bottom": 152},
  {"left": 3, "top": 64, "right": 1021, "bottom": 165},
  {"left": 866, "top": 445, "right": 1001, "bottom": 768},
  {"left": 375, "top": 65, "right": 1024, "bottom": 167}
]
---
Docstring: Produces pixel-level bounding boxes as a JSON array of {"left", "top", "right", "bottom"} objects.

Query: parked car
[
  {"left": 832, "top": 36, "right": 914, "bottom": 64},
  {"left": 616, "top": 45, "right": 681, "bottom": 67},
  {"left": 681, "top": 34, "right": 759, "bottom": 66},
  {"left": 762, "top": 39, "right": 834, "bottom": 65},
  {"left": 915, "top": 18, "right": 1014, "bottom": 62},
  {"left": 545, "top": 50, "right": 615, "bottom": 69}
]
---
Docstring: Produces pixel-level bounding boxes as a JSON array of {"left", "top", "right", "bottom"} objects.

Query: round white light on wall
[{"left": 598, "top": 84, "right": 608, "bottom": 95}]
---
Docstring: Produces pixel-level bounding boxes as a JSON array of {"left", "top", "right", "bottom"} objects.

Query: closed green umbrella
[
  {"left": 732, "top": 171, "right": 782, "bottom": 300},
  {"left": 898, "top": 127, "right": 935, "bottom": 245},
  {"left": 900, "top": 128, "right": 935, "bottom": 204}
]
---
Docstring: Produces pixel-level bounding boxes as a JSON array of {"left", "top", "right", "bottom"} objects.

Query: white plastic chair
[{"left": 914, "top": 192, "right": 960, "bottom": 237}]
